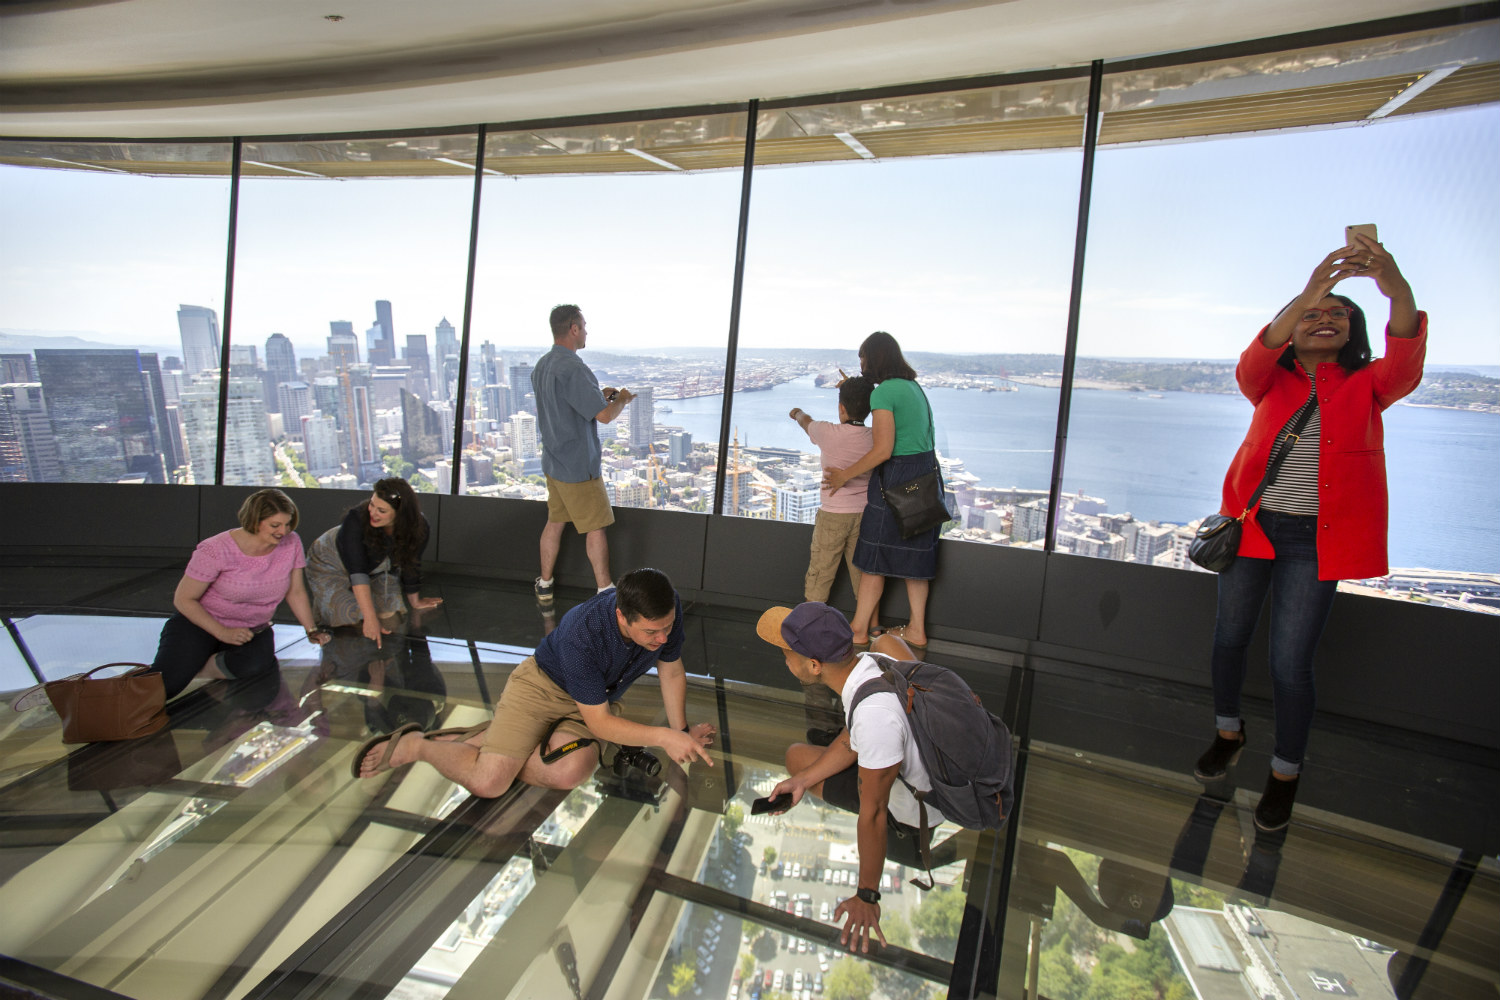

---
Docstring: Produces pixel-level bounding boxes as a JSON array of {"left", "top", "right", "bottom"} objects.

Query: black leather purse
[{"left": 1189, "top": 399, "right": 1316, "bottom": 572}]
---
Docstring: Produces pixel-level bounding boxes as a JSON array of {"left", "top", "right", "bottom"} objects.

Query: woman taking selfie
[
  {"left": 824, "top": 331, "right": 946, "bottom": 654},
  {"left": 150, "top": 489, "right": 327, "bottom": 698},
  {"left": 1194, "top": 232, "right": 1424, "bottom": 831},
  {"left": 306, "top": 477, "right": 443, "bottom": 647}
]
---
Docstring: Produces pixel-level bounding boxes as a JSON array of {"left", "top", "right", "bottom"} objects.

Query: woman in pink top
[{"left": 148, "top": 489, "right": 328, "bottom": 698}]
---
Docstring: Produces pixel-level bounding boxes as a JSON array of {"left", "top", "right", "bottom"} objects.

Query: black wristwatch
[{"left": 856, "top": 887, "right": 881, "bottom": 905}]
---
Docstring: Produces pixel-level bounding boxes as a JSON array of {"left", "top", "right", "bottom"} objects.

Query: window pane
[
  {"left": 729, "top": 83, "right": 1086, "bottom": 547},
  {"left": 0, "top": 141, "right": 231, "bottom": 485},
  {"left": 229, "top": 134, "right": 478, "bottom": 491},
  {"left": 1063, "top": 24, "right": 1500, "bottom": 609},
  {"left": 463, "top": 113, "right": 746, "bottom": 510}
]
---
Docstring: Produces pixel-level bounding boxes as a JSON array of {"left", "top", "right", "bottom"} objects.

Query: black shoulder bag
[
  {"left": 1189, "top": 395, "right": 1317, "bottom": 572},
  {"left": 880, "top": 383, "right": 952, "bottom": 539}
]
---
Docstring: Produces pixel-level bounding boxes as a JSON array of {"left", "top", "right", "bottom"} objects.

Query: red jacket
[{"left": 1219, "top": 314, "right": 1427, "bottom": 581}]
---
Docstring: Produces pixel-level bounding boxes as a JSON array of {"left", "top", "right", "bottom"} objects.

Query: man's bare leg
[
  {"left": 357, "top": 726, "right": 599, "bottom": 797},
  {"left": 539, "top": 520, "right": 568, "bottom": 583},
  {"left": 584, "top": 528, "right": 612, "bottom": 590}
]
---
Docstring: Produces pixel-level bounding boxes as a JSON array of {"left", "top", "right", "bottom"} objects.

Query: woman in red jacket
[{"left": 1194, "top": 233, "right": 1425, "bottom": 832}]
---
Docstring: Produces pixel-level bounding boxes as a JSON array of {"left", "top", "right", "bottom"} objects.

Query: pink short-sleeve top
[{"left": 185, "top": 530, "right": 306, "bottom": 629}]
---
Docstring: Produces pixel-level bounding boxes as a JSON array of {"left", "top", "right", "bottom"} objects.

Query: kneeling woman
[
  {"left": 151, "top": 489, "right": 328, "bottom": 698},
  {"left": 306, "top": 477, "right": 443, "bottom": 645}
]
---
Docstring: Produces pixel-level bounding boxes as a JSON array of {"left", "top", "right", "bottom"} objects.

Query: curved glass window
[{"left": 0, "top": 141, "right": 231, "bottom": 485}]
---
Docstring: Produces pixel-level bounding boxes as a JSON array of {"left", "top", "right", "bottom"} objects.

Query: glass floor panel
[{"left": 1, "top": 576, "right": 1496, "bottom": 999}]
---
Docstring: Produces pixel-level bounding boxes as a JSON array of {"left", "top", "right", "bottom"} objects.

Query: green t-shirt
[{"left": 869, "top": 378, "right": 933, "bottom": 455}]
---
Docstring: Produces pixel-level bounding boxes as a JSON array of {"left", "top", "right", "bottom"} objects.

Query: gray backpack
[{"left": 848, "top": 654, "right": 1015, "bottom": 884}]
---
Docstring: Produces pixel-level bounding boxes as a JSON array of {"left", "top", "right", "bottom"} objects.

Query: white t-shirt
[{"left": 840, "top": 654, "right": 945, "bottom": 828}]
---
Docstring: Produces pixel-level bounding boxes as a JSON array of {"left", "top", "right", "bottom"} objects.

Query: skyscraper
[
  {"left": 301, "top": 412, "right": 342, "bottom": 478},
  {"left": 278, "top": 382, "right": 313, "bottom": 436},
  {"left": 629, "top": 386, "right": 655, "bottom": 451},
  {"left": 401, "top": 388, "right": 447, "bottom": 464},
  {"left": 434, "top": 317, "right": 458, "bottom": 401},
  {"left": 138, "top": 352, "right": 181, "bottom": 477},
  {"left": 1, "top": 355, "right": 38, "bottom": 383},
  {"left": 511, "top": 411, "right": 541, "bottom": 475},
  {"left": 669, "top": 430, "right": 692, "bottom": 467},
  {"left": 0, "top": 383, "right": 61, "bottom": 483},
  {"left": 508, "top": 362, "right": 535, "bottom": 416},
  {"left": 328, "top": 323, "right": 360, "bottom": 372},
  {"left": 34, "top": 349, "right": 166, "bottom": 483},
  {"left": 404, "top": 334, "right": 432, "bottom": 399},
  {"left": 265, "top": 333, "right": 297, "bottom": 387},
  {"left": 368, "top": 300, "right": 396, "bottom": 366},
  {"left": 179, "top": 375, "right": 273, "bottom": 486},
  {"left": 177, "top": 304, "right": 222, "bottom": 377}
]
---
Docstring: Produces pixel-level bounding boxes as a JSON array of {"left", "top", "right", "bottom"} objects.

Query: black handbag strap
[{"left": 1239, "top": 389, "right": 1317, "bottom": 519}]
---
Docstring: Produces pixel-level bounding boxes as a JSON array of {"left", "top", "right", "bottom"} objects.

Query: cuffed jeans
[{"left": 1210, "top": 510, "right": 1338, "bottom": 776}]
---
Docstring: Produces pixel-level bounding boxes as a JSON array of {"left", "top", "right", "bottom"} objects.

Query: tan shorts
[
  {"left": 546, "top": 475, "right": 615, "bottom": 534},
  {"left": 482, "top": 657, "right": 596, "bottom": 759},
  {"left": 805, "top": 509, "right": 864, "bottom": 602}
]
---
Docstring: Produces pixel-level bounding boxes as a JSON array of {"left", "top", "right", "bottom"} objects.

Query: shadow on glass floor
[{"left": 0, "top": 580, "right": 1496, "bottom": 1000}]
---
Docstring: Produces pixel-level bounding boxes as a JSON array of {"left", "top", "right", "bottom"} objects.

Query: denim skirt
[{"left": 852, "top": 451, "right": 942, "bottom": 580}]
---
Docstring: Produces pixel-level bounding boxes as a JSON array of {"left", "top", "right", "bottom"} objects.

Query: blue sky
[{"left": 1, "top": 104, "right": 1496, "bottom": 364}]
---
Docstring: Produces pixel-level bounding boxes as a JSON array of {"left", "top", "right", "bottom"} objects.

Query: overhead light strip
[
  {"left": 242, "top": 159, "right": 326, "bottom": 178},
  {"left": 1365, "top": 64, "right": 1463, "bottom": 119},
  {"left": 626, "top": 148, "right": 682, "bottom": 170},
  {"left": 834, "top": 132, "right": 876, "bottom": 159},
  {"left": 41, "top": 157, "right": 128, "bottom": 173}
]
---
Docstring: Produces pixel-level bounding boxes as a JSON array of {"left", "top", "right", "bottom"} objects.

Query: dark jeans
[
  {"left": 150, "top": 613, "right": 277, "bottom": 698},
  {"left": 1210, "top": 510, "right": 1338, "bottom": 776}
]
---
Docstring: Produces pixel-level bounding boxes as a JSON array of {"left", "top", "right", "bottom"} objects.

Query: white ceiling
[{"left": 0, "top": 0, "right": 1470, "bottom": 137}]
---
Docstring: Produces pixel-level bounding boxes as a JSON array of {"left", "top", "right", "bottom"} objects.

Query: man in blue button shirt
[
  {"left": 353, "top": 568, "right": 715, "bottom": 796},
  {"left": 532, "top": 304, "right": 636, "bottom": 601}
]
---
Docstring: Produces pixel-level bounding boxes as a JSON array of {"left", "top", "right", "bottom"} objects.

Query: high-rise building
[
  {"left": 479, "top": 342, "right": 500, "bottom": 386},
  {"left": 179, "top": 375, "right": 273, "bottom": 485},
  {"left": 774, "top": 468, "right": 821, "bottom": 524},
  {"left": 341, "top": 367, "right": 382, "bottom": 483},
  {"left": 629, "top": 386, "right": 655, "bottom": 451},
  {"left": 177, "top": 304, "right": 222, "bottom": 377},
  {"left": 511, "top": 411, "right": 541, "bottom": 475},
  {"left": 277, "top": 382, "right": 313, "bottom": 436},
  {"left": 229, "top": 344, "right": 258, "bottom": 370},
  {"left": 368, "top": 300, "right": 396, "bottom": 366},
  {"left": 266, "top": 334, "right": 297, "bottom": 385},
  {"left": 434, "top": 317, "right": 458, "bottom": 400},
  {"left": 401, "top": 388, "right": 448, "bottom": 464},
  {"left": 0, "top": 383, "right": 62, "bottom": 483},
  {"left": 508, "top": 362, "right": 535, "bottom": 416},
  {"left": 34, "top": 349, "right": 167, "bottom": 484},
  {"left": 328, "top": 322, "right": 360, "bottom": 372},
  {"left": 301, "top": 412, "right": 342, "bottom": 478},
  {"left": 138, "top": 353, "right": 181, "bottom": 476},
  {"left": 1, "top": 355, "right": 38, "bottom": 383},
  {"left": 483, "top": 384, "right": 511, "bottom": 423},
  {"left": 668, "top": 430, "right": 692, "bottom": 467}
]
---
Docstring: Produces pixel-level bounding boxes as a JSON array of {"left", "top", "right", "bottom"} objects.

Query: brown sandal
[
  {"left": 350, "top": 722, "right": 423, "bottom": 779},
  {"left": 423, "top": 722, "right": 489, "bottom": 742}
]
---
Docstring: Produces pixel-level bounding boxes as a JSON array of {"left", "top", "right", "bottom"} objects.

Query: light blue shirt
[{"left": 533, "top": 345, "right": 606, "bottom": 482}]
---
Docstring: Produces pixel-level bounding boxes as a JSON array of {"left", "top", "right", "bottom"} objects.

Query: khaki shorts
[
  {"left": 481, "top": 657, "right": 620, "bottom": 759},
  {"left": 805, "top": 509, "right": 864, "bottom": 602},
  {"left": 546, "top": 475, "right": 615, "bottom": 534}
]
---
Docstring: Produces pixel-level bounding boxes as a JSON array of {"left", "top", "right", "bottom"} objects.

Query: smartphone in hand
[
  {"left": 751, "top": 793, "right": 794, "bottom": 815},
  {"left": 1345, "top": 223, "right": 1378, "bottom": 247}
]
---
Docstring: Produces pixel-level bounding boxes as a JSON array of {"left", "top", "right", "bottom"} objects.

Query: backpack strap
[{"left": 848, "top": 654, "right": 939, "bottom": 891}]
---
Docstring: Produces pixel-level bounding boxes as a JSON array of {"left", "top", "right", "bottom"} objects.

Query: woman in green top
[{"left": 824, "top": 331, "right": 945, "bottom": 651}]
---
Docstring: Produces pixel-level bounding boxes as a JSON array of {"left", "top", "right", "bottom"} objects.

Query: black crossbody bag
[
  {"left": 880, "top": 384, "right": 951, "bottom": 538},
  {"left": 1189, "top": 397, "right": 1316, "bottom": 572}
]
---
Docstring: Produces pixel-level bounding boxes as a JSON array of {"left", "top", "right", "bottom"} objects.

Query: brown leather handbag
[{"left": 20, "top": 663, "right": 168, "bottom": 743}]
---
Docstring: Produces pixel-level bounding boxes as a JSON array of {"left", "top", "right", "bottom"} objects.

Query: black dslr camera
[{"left": 611, "top": 744, "right": 661, "bottom": 777}]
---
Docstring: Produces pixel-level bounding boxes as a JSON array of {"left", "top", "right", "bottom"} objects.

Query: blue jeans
[{"left": 1210, "top": 511, "right": 1338, "bottom": 776}]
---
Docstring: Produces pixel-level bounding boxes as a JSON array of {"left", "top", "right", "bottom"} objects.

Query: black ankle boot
[
  {"left": 1193, "top": 724, "right": 1246, "bottom": 780},
  {"left": 1253, "top": 772, "right": 1299, "bottom": 832}
]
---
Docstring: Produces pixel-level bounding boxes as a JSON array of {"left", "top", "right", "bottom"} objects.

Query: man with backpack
[{"left": 758, "top": 602, "right": 1013, "bottom": 954}]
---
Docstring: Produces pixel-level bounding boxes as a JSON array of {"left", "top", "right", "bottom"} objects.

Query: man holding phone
[{"left": 532, "top": 304, "right": 636, "bottom": 600}]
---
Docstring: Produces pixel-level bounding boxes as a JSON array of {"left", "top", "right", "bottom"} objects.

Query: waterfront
[{"left": 659, "top": 375, "right": 1500, "bottom": 575}]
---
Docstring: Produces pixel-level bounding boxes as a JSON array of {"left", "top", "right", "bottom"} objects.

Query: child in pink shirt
[{"left": 788, "top": 377, "right": 875, "bottom": 605}]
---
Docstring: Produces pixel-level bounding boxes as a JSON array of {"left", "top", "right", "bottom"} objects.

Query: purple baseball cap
[{"left": 756, "top": 602, "right": 854, "bottom": 662}]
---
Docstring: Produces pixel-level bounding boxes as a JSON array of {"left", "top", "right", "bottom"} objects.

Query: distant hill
[{"left": 0, "top": 330, "right": 178, "bottom": 356}]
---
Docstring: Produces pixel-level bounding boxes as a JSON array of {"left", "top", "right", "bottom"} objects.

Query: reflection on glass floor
[{"left": 0, "top": 586, "right": 1496, "bottom": 1000}]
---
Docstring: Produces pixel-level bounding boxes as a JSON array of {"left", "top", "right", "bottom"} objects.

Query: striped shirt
[{"left": 1258, "top": 367, "right": 1320, "bottom": 515}]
